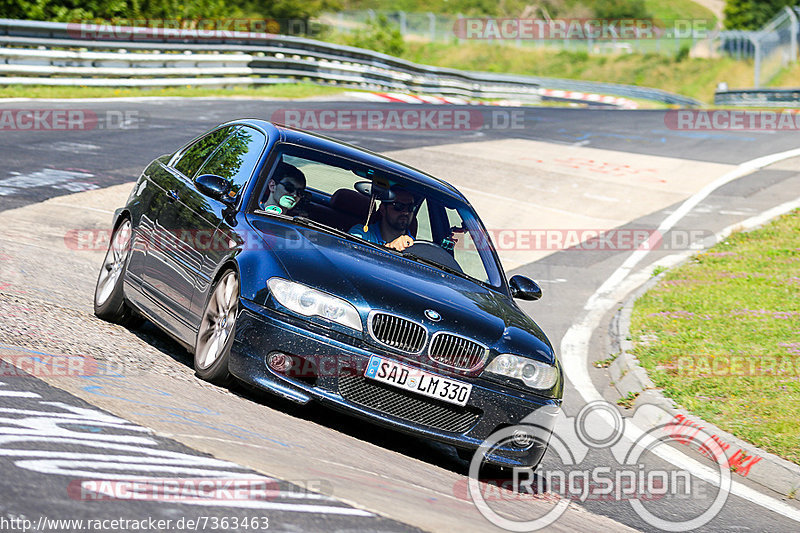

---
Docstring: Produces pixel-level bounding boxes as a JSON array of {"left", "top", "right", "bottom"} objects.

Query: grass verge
[
  {"left": 402, "top": 43, "right": 757, "bottom": 104},
  {"left": 0, "top": 83, "right": 350, "bottom": 99},
  {"left": 630, "top": 209, "right": 800, "bottom": 464}
]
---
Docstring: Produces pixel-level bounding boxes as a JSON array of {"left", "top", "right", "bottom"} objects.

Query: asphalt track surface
[{"left": 1, "top": 98, "right": 799, "bottom": 532}]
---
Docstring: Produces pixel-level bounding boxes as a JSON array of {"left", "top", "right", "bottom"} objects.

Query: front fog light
[
  {"left": 512, "top": 429, "right": 534, "bottom": 449},
  {"left": 484, "top": 354, "right": 558, "bottom": 390}
]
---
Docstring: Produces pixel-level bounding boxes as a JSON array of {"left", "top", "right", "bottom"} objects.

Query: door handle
[{"left": 167, "top": 190, "right": 179, "bottom": 202}]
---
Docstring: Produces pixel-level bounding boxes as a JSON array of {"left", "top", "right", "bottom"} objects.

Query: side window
[
  {"left": 173, "top": 125, "right": 237, "bottom": 179},
  {"left": 445, "top": 206, "right": 491, "bottom": 284},
  {"left": 197, "top": 127, "right": 266, "bottom": 197},
  {"left": 413, "top": 199, "right": 433, "bottom": 241}
]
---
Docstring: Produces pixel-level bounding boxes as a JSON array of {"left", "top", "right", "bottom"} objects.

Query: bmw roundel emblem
[{"left": 424, "top": 309, "right": 441, "bottom": 321}]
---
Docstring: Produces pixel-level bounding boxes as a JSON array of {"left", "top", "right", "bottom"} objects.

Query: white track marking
[
  {"left": 589, "top": 147, "right": 800, "bottom": 308},
  {"left": 561, "top": 148, "right": 800, "bottom": 522}
]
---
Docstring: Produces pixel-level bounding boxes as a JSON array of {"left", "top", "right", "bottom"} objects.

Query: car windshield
[{"left": 252, "top": 143, "right": 505, "bottom": 288}]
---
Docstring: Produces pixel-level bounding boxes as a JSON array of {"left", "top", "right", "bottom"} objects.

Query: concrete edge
[{"left": 607, "top": 211, "right": 800, "bottom": 499}]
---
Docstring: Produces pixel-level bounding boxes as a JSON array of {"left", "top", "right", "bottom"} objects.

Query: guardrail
[
  {"left": 0, "top": 18, "right": 701, "bottom": 107},
  {"left": 715, "top": 88, "right": 800, "bottom": 106}
]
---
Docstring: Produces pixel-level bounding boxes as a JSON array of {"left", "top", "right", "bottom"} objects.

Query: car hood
[{"left": 248, "top": 217, "right": 554, "bottom": 362}]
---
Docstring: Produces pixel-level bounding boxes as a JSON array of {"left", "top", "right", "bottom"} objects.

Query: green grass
[
  {"left": 630, "top": 209, "right": 800, "bottom": 464},
  {"left": 400, "top": 42, "right": 756, "bottom": 103},
  {"left": 342, "top": 0, "right": 717, "bottom": 23},
  {"left": 643, "top": 0, "right": 716, "bottom": 25},
  {"left": 0, "top": 83, "right": 350, "bottom": 99}
]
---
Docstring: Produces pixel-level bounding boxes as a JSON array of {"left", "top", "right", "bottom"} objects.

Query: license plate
[{"left": 364, "top": 355, "right": 472, "bottom": 407}]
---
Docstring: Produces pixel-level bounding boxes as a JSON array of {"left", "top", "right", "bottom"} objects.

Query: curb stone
[{"left": 608, "top": 265, "right": 800, "bottom": 499}]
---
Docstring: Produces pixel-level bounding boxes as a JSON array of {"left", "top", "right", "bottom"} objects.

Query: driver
[
  {"left": 349, "top": 187, "right": 416, "bottom": 252},
  {"left": 260, "top": 162, "right": 306, "bottom": 214}
]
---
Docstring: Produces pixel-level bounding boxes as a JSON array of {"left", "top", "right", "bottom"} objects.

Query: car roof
[{"left": 231, "top": 119, "right": 467, "bottom": 201}]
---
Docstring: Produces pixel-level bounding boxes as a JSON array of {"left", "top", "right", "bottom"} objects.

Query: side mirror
[
  {"left": 195, "top": 174, "right": 233, "bottom": 203},
  {"left": 509, "top": 275, "right": 542, "bottom": 301}
]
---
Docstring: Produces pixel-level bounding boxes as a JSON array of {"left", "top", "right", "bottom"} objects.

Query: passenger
[
  {"left": 260, "top": 162, "right": 306, "bottom": 214},
  {"left": 349, "top": 187, "right": 416, "bottom": 252}
]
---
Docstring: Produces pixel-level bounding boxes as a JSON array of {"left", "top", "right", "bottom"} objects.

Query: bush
[
  {"left": 345, "top": 15, "right": 405, "bottom": 56},
  {"left": 591, "top": 0, "right": 649, "bottom": 19}
]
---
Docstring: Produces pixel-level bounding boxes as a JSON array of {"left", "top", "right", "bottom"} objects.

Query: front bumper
[{"left": 229, "top": 299, "right": 560, "bottom": 468}]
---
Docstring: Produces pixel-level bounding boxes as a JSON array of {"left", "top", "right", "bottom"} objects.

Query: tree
[{"left": 724, "top": 0, "right": 794, "bottom": 30}]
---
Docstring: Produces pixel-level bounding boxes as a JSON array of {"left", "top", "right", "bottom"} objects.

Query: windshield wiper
[
  {"left": 401, "top": 252, "right": 466, "bottom": 277},
  {"left": 292, "top": 216, "right": 353, "bottom": 238},
  {"left": 291, "top": 216, "right": 386, "bottom": 249}
]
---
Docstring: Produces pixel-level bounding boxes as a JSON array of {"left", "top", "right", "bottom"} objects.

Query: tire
[
  {"left": 94, "top": 218, "right": 138, "bottom": 325},
  {"left": 194, "top": 269, "right": 239, "bottom": 384}
]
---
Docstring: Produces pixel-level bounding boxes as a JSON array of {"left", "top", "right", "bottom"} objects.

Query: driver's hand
[{"left": 386, "top": 235, "right": 413, "bottom": 251}]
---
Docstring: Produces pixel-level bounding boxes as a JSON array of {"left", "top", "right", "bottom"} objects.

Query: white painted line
[
  {"left": 589, "top": 147, "right": 800, "bottom": 309},
  {"left": 345, "top": 92, "right": 392, "bottom": 102},
  {"left": 161, "top": 498, "right": 375, "bottom": 514},
  {"left": 415, "top": 94, "right": 448, "bottom": 104},
  {"left": 384, "top": 92, "right": 424, "bottom": 104},
  {"left": 561, "top": 148, "right": 800, "bottom": 522},
  {"left": 0, "top": 391, "right": 42, "bottom": 398}
]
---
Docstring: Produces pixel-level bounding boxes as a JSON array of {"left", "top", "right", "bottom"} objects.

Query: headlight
[
  {"left": 267, "top": 278, "right": 362, "bottom": 331},
  {"left": 484, "top": 353, "right": 558, "bottom": 390}
]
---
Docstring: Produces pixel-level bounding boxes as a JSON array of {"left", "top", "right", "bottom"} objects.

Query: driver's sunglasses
[
  {"left": 278, "top": 180, "right": 304, "bottom": 195},
  {"left": 389, "top": 201, "right": 415, "bottom": 213}
]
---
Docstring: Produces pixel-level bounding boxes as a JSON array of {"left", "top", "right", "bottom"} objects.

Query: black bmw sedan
[{"left": 94, "top": 119, "right": 563, "bottom": 469}]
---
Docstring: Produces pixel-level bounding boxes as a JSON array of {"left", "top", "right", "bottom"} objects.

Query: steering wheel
[{"left": 403, "top": 241, "right": 463, "bottom": 273}]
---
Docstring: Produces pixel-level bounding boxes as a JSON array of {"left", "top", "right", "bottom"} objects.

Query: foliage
[
  {"left": 344, "top": 14, "right": 405, "bottom": 56},
  {"left": 591, "top": 0, "right": 649, "bottom": 19},
  {"left": 675, "top": 44, "right": 690, "bottom": 62},
  {"left": 724, "top": 0, "right": 794, "bottom": 30},
  {"left": 0, "top": 0, "right": 339, "bottom": 24}
]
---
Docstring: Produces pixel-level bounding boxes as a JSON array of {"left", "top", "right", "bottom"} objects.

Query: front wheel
[
  {"left": 194, "top": 269, "right": 239, "bottom": 384},
  {"left": 94, "top": 218, "right": 137, "bottom": 324}
]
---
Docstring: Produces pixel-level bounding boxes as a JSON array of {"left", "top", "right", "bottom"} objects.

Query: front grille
[
  {"left": 368, "top": 312, "right": 426, "bottom": 353},
  {"left": 339, "top": 372, "right": 481, "bottom": 434},
  {"left": 428, "top": 333, "right": 487, "bottom": 370}
]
